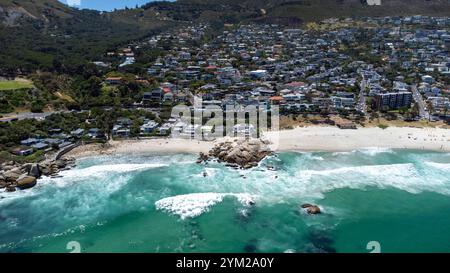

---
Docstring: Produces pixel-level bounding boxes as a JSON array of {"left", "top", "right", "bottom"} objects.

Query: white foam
[
  {"left": 292, "top": 163, "right": 450, "bottom": 196},
  {"left": 299, "top": 152, "right": 325, "bottom": 161},
  {"left": 61, "top": 163, "right": 167, "bottom": 179},
  {"left": 331, "top": 151, "right": 352, "bottom": 156},
  {"left": 356, "top": 147, "right": 395, "bottom": 156},
  {"left": 298, "top": 163, "right": 416, "bottom": 179},
  {"left": 155, "top": 193, "right": 255, "bottom": 219},
  {"left": 332, "top": 148, "right": 394, "bottom": 157},
  {"left": 193, "top": 168, "right": 218, "bottom": 178},
  {"left": 425, "top": 162, "right": 450, "bottom": 171}
]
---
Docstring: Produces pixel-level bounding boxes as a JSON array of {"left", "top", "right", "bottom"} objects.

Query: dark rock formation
[
  {"left": 203, "top": 138, "right": 272, "bottom": 169},
  {"left": 28, "top": 164, "right": 41, "bottom": 178},
  {"left": 301, "top": 204, "right": 322, "bottom": 215},
  {"left": 0, "top": 157, "right": 76, "bottom": 193}
]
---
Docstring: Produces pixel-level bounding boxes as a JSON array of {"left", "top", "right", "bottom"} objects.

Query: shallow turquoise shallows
[{"left": 1, "top": 149, "right": 449, "bottom": 253}]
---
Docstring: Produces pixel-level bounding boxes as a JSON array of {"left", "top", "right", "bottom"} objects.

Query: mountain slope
[
  {"left": 0, "top": 0, "right": 176, "bottom": 74},
  {"left": 266, "top": 0, "right": 450, "bottom": 23},
  {"left": 144, "top": 0, "right": 450, "bottom": 24},
  {"left": 0, "top": 0, "right": 74, "bottom": 26},
  {"left": 0, "top": 0, "right": 449, "bottom": 74}
]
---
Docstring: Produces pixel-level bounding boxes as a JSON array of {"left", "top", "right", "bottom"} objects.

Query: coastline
[{"left": 65, "top": 126, "right": 450, "bottom": 159}]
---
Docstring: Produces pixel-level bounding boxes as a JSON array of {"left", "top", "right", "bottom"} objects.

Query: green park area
[{"left": 0, "top": 80, "right": 34, "bottom": 91}]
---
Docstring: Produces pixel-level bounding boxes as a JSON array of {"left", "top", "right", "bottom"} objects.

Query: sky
[{"left": 59, "top": 0, "right": 167, "bottom": 11}]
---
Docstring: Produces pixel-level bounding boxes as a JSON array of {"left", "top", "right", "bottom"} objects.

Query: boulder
[
  {"left": 2, "top": 165, "right": 14, "bottom": 171},
  {"left": 301, "top": 204, "right": 322, "bottom": 215},
  {"left": 4, "top": 170, "right": 22, "bottom": 182},
  {"left": 196, "top": 152, "right": 209, "bottom": 164},
  {"left": 5, "top": 185, "right": 16, "bottom": 192},
  {"left": 21, "top": 163, "right": 33, "bottom": 173},
  {"left": 55, "top": 159, "right": 67, "bottom": 168},
  {"left": 41, "top": 167, "right": 50, "bottom": 176},
  {"left": 28, "top": 164, "right": 41, "bottom": 178},
  {"left": 205, "top": 138, "right": 271, "bottom": 169},
  {"left": 16, "top": 176, "right": 37, "bottom": 190},
  {"left": 10, "top": 167, "right": 22, "bottom": 173}
]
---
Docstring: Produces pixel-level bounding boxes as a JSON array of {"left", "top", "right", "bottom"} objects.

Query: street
[
  {"left": 411, "top": 84, "right": 430, "bottom": 120},
  {"left": 356, "top": 78, "right": 368, "bottom": 115}
]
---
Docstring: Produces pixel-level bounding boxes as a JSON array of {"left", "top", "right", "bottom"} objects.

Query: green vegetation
[
  {"left": 0, "top": 150, "right": 45, "bottom": 164},
  {"left": 1, "top": 0, "right": 447, "bottom": 75},
  {"left": 0, "top": 89, "right": 39, "bottom": 113},
  {"left": 0, "top": 108, "right": 159, "bottom": 149},
  {"left": 0, "top": 1, "right": 176, "bottom": 75},
  {"left": 378, "top": 124, "right": 389, "bottom": 130},
  {"left": 0, "top": 80, "right": 34, "bottom": 90}
]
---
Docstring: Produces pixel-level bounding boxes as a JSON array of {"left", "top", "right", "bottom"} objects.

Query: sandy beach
[
  {"left": 267, "top": 126, "right": 450, "bottom": 152},
  {"left": 65, "top": 126, "right": 450, "bottom": 158}
]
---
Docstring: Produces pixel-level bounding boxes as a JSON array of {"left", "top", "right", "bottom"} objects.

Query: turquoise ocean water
[{"left": 0, "top": 148, "right": 449, "bottom": 253}]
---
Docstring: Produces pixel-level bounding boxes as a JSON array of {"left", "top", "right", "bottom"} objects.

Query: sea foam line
[
  {"left": 425, "top": 162, "right": 450, "bottom": 171},
  {"left": 298, "top": 163, "right": 416, "bottom": 179},
  {"left": 155, "top": 193, "right": 255, "bottom": 219},
  {"left": 62, "top": 163, "right": 168, "bottom": 178}
]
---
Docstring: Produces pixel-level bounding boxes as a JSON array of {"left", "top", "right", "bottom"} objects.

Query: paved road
[
  {"left": 411, "top": 84, "right": 430, "bottom": 120},
  {"left": 1, "top": 106, "right": 160, "bottom": 122},
  {"left": 356, "top": 78, "right": 368, "bottom": 115},
  {"left": 0, "top": 111, "right": 59, "bottom": 122}
]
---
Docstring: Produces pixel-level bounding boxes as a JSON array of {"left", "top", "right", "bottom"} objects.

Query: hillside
[
  {"left": 0, "top": 0, "right": 175, "bottom": 74},
  {"left": 0, "top": 0, "right": 449, "bottom": 74},
  {"left": 265, "top": 0, "right": 450, "bottom": 24},
  {"left": 145, "top": 0, "right": 450, "bottom": 24},
  {"left": 0, "top": 0, "right": 74, "bottom": 26}
]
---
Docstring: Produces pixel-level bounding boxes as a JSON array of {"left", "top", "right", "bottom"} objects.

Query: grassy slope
[{"left": 0, "top": 80, "right": 34, "bottom": 90}]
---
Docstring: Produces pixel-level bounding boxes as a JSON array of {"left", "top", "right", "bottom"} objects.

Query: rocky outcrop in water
[
  {"left": 198, "top": 138, "right": 272, "bottom": 169},
  {"left": 0, "top": 157, "right": 76, "bottom": 192},
  {"left": 301, "top": 204, "right": 322, "bottom": 215}
]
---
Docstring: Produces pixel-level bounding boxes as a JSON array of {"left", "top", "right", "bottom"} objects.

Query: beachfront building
[
  {"left": 140, "top": 120, "right": 159, "bottom": 135},
  {"left": 373, "top": 92, "right": 413, "bottom": 111},
  {"left": 112, "top": 125, "right": 130, "bottom": 138}
]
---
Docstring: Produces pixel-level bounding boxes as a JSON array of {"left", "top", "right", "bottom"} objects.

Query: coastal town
[
  {"left": 1, "top": 15, "right": 450, "bottom": 191},
  {"left": 3, "top": 0, "right": 450, "bottom": 257}
]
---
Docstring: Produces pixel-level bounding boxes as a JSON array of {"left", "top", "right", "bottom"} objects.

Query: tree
[
  {"left": 96, "top": 110, "right": 116, "bottom": 140},
  {"left": 87, "top": 76, "right": 102, "bottom": 97}
]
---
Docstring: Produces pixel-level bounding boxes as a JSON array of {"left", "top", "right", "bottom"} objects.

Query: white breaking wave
[
  {"left": 357, "top": 147, "right": 395, "bottom": 156},
  {"left": 155, "top": 193, "right": 255, "bottom": 219},
  {"left": 425, "top": 162, "right": 450, "bottom": 171},
  {"left": 298, "top": 163, "right": 416, "bottom": 180},
  {"left": 62, "top": 163, "right": 167, "bottom": 179},
  {"left": 292, "top": 162, "right": 450, "bottom": 196},
  {"left": 332, "top": 148, "right": 394, "bottom": 157}
]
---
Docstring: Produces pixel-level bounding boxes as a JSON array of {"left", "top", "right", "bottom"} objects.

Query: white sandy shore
[
  {"left": 266, "top": 126, "right": 449, "bottom": 152},
  {"left": 65, "top": 126, "right": 450, "bottom": 158}
]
